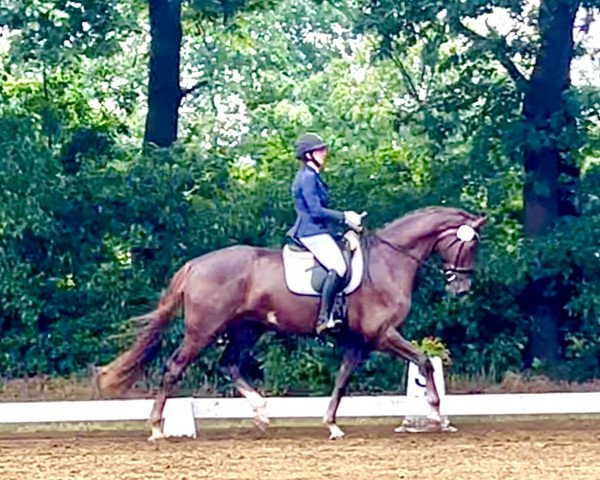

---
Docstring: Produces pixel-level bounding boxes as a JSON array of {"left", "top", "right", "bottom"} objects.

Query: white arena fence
[
  {"left": 1, "top": 360, "right": 599, "bottom": 437},
  {"left": 2, "top": 393, "right": 600, "bottom": 437},
  {"left": 3, "top": 392, "right": 600, "bottom": 423}
]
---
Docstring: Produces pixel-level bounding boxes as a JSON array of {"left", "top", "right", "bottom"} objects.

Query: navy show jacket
[{"left": 287, "top": 166, "right": 345, "bottom": 239}]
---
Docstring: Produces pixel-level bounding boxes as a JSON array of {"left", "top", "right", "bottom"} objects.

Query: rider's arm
[{"left": 301, "top": 171, "right": 345, "bottom": 223}]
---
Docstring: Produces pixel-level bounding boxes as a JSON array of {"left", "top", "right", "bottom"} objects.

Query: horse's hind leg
[
  {"left": 219, "top": 323, "right": 269, "bottom": 430},
  {"left": 148, "top": 331, "right": 209, "bottom": 441},
  {"left": 377, "top": 327, "right": 444, "bottom": 430},
  {"left": 323, "top": 340, "right": 366, "bottom": 440}
]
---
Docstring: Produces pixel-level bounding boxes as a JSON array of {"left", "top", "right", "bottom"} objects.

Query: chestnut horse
[{"left": 96, "top": 206, "right": 486, "bottom": 440}]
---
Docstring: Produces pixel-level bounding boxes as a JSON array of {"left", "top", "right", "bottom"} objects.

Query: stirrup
[{"left": 316, "top": 317, "right": 343, "bottom": 335}]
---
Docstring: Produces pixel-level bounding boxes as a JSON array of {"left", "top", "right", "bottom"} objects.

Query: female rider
[{"left": 287, "top": 133, "right": 364, "bottom": 335}]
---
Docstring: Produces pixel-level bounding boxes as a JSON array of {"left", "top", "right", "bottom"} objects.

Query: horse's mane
[
  {"left": 362, "top": 206, "right": 477, "bottom": 252},
  {"left": 378, "top": 206, "right": 478, "bottom": 232}
]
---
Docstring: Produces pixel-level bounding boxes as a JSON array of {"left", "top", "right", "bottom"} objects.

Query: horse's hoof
[
  {"left": 253, "top": 404, "right": 270, "bottom": 432},
  {"left": 254, "top": 416, "right": 270, "bottom": 432},
  {"left": 148, "top": 426, "right": 166, "bottom": 442},
  {"left": 327, "top": 424, "right": 346, "bottom": 440},
  {"left": 426, "top": 412, "right": 443, "bottom": 424},
  {"left": 441, "top": 421, "right": 458, "bottom": 433}
]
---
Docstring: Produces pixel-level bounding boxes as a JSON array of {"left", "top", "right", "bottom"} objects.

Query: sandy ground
[{"left": 1, "top": 418, "right": 600, "bottom": 480}]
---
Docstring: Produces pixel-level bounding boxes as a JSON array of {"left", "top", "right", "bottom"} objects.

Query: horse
[{"left": 95, "top": 206, "right": 487, "bottom": 440}]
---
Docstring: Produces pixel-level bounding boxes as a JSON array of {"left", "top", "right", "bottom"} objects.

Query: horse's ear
[{"left": 471, "top": 216, "right": 488, "bottom": 229}]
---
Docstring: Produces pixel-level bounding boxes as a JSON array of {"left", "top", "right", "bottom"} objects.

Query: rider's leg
[
  {"left": 317, "top": 269, "right": 343, "bottom": 334},
  {"left": 298, "top": 234, "right": 347, "bottom": 334}
]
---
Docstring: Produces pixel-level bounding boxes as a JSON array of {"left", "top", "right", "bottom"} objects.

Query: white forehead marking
[{"left": 456, "top": 225, "right": 476, "bottom": 242}]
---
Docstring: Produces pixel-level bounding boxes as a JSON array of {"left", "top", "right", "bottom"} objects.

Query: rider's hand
[{"left": 344, "top": 211, "right": 367, "bottom": 231}]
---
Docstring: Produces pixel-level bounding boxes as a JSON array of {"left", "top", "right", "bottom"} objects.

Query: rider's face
[{"left": 312, "top": 148, "right": 329, "bottom": 168}]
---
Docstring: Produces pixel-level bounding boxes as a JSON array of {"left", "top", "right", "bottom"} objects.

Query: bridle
[
  {"left": 373, "top": 224, "right": 480, "bottom": 281},
  {"left": 434, "top": 227, "right": 479, "bottom": 280}
]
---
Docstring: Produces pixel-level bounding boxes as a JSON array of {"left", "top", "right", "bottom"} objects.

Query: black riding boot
[{"left": 315, "top": 270, "right": 343, "bottom": 335}]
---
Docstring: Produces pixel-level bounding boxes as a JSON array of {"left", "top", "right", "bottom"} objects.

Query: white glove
[{"left": 344, "top": 211, "right": 367, "bottom": 230}]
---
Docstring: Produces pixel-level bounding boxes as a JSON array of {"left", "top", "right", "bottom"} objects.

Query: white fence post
[{"left": 162, "top": 397, "right": 197, "bottom": 438}]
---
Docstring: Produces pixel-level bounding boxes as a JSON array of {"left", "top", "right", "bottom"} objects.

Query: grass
[
  {"left": 446, "top": 371, "right": 600, "bottom": 394},
  {"left": 2, "top": 372, "right": 600, "bottom": 403}
]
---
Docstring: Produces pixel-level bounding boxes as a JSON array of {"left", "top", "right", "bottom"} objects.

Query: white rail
[{"left": 1, "top": 392, "right": 600, "bottom": 424}]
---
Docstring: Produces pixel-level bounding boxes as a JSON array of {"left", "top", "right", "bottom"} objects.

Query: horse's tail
[{"left": 95, "top": 261, "right": 193, "bottom": 397}]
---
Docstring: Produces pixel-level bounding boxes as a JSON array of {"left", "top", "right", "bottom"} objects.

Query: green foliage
[
  {"left": 190, "top": 0, "right": 280, "bottom": 21},
  {"left": 2, "top": 0, "right": 140, "bottom": 66},
  {"left": 412, "top": 337, "right": 452, "bottom": 366},
  {"left": 0, "top": 0, "right": 599, "bottom": 393}
]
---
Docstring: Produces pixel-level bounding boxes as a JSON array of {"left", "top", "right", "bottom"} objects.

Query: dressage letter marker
[{"left": 396, "top": 357, "right": 453, "bottom": 433}]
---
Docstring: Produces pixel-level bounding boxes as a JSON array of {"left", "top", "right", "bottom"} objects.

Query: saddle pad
[{"left": 282, "top": 238, "right": 365, "bottom": 296}]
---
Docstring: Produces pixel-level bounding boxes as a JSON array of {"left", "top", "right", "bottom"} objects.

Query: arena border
[{"left": 1, "top": 392, "right": 600, "bottom": 424}]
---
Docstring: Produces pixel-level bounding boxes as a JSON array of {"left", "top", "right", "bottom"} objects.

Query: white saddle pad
[{"left": 282, "top": 231, "right": 365, "bottom": 296}]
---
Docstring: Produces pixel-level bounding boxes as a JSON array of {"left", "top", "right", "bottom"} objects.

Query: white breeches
[{"left": 298, "top": 234, "right": 347, "bottom": 277}]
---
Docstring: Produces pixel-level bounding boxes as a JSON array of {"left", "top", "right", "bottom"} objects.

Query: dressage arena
[{"left": 2, "top": 418, "right": 600, "bottom": 480}]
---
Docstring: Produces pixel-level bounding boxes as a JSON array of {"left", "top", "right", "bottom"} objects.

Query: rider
[{"left": 287, "top": 133, "right": 365, "bottom": 335}]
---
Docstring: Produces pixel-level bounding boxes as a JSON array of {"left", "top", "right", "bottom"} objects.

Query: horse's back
[
  {"left": 185, "top": 244, "right": 280, "bottom": 283},
  {"left": 179, "top": 244, "right": 287, "bottom": 321}
]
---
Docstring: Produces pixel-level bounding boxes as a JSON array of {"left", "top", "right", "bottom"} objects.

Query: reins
[
  {"left": 367, "top": 229, "right": 476, "bottom": 275},
  {"left": 370, "top": 232, "right": 441, "bottom": 273}
]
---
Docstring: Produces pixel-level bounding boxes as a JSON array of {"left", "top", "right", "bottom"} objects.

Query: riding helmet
[{"left": 295, "top": 133, "right": 328, "bottom": 160}]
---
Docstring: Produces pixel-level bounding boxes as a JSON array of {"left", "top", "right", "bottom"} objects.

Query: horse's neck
[
  {"left": 366, "top": 234, "right": 422, "bottom": 300},
  {"left": 377, "top": 222, "right": 441, "bottom": 262},
  {"left": 366, "top": 220, "right": 443, "bottom": 300}
]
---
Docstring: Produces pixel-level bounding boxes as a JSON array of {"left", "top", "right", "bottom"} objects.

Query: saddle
[{"left": 281, "top": 230, "right": 365, "bottom": 297}]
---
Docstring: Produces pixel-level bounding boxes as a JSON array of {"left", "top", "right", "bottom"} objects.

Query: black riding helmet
[{"left": 295, "top": 133, "right": 328, "bottom": 160}]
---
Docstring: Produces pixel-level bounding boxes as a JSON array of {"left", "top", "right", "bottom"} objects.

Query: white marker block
[
  {"left": 398, "top": 357, "right": 451, "bottom": 432},
  {"left": 406, "top": 356, "right": 446, "bottom": 397},
  {"left": 163, "top": 397, "right": 197, "bottom": 438}
]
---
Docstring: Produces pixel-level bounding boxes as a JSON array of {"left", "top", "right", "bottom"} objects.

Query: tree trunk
[
  {"left": 522, "top": 0, "right": 579, "bottom": 235},
  {"left": 144, "top": 0, "right": 183, "bottom": 148},
  {"left": 521, "top": 0, "right": 579, "bottom": 368}
]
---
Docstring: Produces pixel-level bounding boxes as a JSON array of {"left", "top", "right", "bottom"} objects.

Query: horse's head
[
  {"left": 434, "top": 215, "right": 487, "bottom": 295},
  {"left": 374, "top": 207, "right": 488, "bottom": 295}
]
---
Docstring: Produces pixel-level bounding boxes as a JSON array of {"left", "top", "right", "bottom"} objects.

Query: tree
[
  {"left": 143, "top": 0, "right": 280, "bottom": 148},
  {"left": 0, "top": 0, "right": 598, "bottom": 383},
  {"left": 519, "top": 0, "right": 581, "bottom": 365},
  {"left": 357, "top": 0, "right": 599, "bottom": 368}
]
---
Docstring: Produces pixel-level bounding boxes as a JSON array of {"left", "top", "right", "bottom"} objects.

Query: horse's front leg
[
  {"left": 377, "top": 327, "right": 444, "bottom": 430},
  {"left": 323, "top": 341, "right": 366, "bottom": 440}
]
